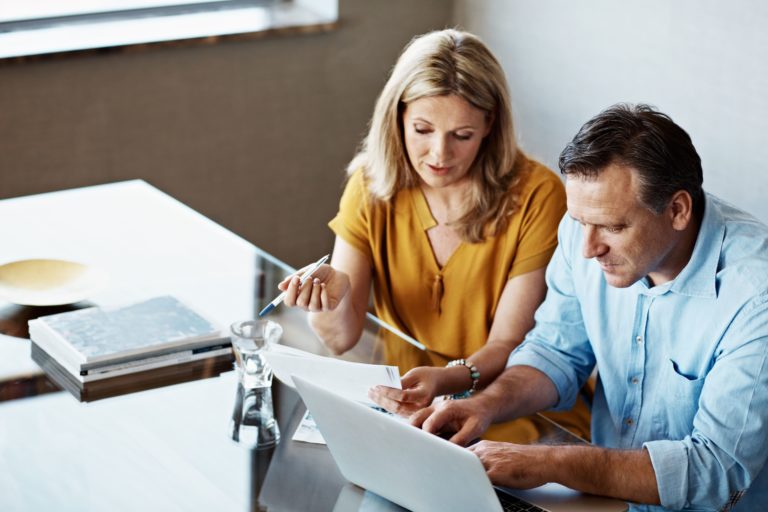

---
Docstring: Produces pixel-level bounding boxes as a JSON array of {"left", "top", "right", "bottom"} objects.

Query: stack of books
[{"left": 29, "top": 295, "right": 233, "bottom": 400}]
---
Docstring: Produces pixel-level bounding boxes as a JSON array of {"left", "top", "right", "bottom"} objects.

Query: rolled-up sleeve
[
  {"left": 644, "top": 440, "right": 690, "bottom": 509},
  {"left": 645, "top": 294, "right": 768, "bottom": 511}
]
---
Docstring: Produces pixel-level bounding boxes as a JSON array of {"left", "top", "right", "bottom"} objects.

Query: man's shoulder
[
  {"left": 710, "top": 193, "right": 766, "bottom": 225},
  {"left": 711, "top": 194, "right": 768, "bottom": 253},
  {"left": 709, "top": 194, "right": 768, "bottom": 290},
  {"left": 556, "top": 210, "right": 581, "bottom": 240}
]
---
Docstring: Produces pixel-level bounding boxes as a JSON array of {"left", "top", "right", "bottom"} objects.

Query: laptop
[{"left": 293, "top": 376, "right": 627, "bottom": 512}]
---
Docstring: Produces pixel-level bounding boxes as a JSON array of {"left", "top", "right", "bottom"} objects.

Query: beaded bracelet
[{"left": 446, "top": 358, "right": 480, "bottom": 400}]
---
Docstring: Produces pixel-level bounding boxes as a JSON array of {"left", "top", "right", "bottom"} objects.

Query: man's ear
[{"left": 668, "top": 190, "right": 693, "bottom": 231}]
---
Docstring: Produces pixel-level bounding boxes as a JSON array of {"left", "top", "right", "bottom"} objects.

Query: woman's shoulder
[
  {"left": 346, "top": 166, "right": 366, "bottom": 187},
  {"left": 513, "top": 153, "right": 565, "bottom": 198},
  {"left": 340, "top": 166, "right": 393, "bottom": 216},
  {"left": 340, "top": 166, "right": 373, "bottom": 200}
]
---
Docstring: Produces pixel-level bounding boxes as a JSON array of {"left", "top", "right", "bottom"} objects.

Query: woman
[{"left": 279, "top": 29, "right": 589, "bottom": 442}]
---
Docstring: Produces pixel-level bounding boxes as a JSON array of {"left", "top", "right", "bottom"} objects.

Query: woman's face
[{"left": 402, "top": 94, "right": 491, "bottom": 191}]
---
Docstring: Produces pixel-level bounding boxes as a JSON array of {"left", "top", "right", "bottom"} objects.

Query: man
[{"left": 405, "top": 104, "right": 768, "bottom": 510}]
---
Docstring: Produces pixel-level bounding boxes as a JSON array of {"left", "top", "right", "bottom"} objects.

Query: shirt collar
[
  {"left": 409, "top": 186, "right": 438, "bottom": 231},
  {"left": 666, "top": 192, "right": 724, "bottom": 298}
]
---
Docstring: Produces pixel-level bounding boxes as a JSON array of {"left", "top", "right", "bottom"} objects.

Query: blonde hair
[{"left": 347, "top": 28, "right": 520, "bottom": 242}]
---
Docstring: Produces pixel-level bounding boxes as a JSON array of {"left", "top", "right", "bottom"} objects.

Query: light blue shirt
[{"left": 508, "top": 193, "right": 768, "bottom": 511}]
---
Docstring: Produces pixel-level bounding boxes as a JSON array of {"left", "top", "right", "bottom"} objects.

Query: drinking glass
[
  {"left": 230, "top": 319, "right": 282, "bottom": 389},
  {"left": 229, "top": 378, "right": 281, "bottom": 449}
]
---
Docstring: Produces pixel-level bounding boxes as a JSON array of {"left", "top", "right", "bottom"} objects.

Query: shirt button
[
  {"left": 631, "top": 377, "right": 639, "bottom": 384},
  {"left": 636, "top": 336, "right": 643, "bottom": 344},
  {"left": 626, "top": 418, "right": 634, "bottom": 426}
]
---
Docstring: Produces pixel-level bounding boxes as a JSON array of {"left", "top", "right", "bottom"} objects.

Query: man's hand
[
  {"left": 410, "top": 395, "right": 495, "bottom": 446},
  {"left": 469, "top": 441, "right": 548, "bottom": 489}
]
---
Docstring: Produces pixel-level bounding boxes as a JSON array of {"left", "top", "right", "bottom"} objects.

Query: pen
[
  {"left": 258, "top": 254, "right": 330, "bottom": 317},
  {"left": 365, "top": 313, "right": 427, "bottom": 351}
]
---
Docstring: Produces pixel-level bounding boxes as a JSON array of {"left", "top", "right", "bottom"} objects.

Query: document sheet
[
  {"left": 264, "top": 344, "right": 401, "bottom": 405},
  {"left": 263, "top": 344, "right": 403, "bottom": 445}
]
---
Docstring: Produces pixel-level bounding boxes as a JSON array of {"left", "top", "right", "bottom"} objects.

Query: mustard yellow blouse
[{"left": 329, "top": 154, "right": 565, "bottom": 366}]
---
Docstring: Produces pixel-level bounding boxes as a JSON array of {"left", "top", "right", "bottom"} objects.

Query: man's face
[{"left": 566, "top": 164, "right": 684, "bottom": 288}]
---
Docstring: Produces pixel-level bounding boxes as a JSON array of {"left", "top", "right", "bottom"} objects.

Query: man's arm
[
  {"left": 411, "top": 360, "right": 660, "bottom": 505},
  {"left": 470, "top": 442, "right": 660, "bottom": 504},
  {"left": 413, "top": 364, "right": 660, "bottom": 504},
  {"left": 414, "top": 364, "right": 659, "bottom": 504}
]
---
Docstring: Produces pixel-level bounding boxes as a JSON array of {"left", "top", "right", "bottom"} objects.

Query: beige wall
[{"left": 0, "top": 1, "right": 453, "bottom": 267}]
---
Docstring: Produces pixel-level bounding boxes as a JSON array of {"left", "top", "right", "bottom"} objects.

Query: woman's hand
[
  {"left": 278, "top": 263, "right": 351, "bottom": 312},
  {"left": 368, "top": 366, "right": 446, "bottom": 417}
]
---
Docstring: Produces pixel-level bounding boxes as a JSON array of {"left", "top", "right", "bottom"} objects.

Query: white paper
[
  {"left": 268, "top": 343, "right": 328, "bottom": 360},
  {"left": 292, "top": 410, "right": 326, "bottom": 444},
  {"left": 264, "top": 344, "right": 401, "bottom": 405}
]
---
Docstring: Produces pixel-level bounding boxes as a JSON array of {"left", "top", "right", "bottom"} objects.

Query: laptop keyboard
[{"left": 495, "top": 488, "right": 547, "bottom": 512}]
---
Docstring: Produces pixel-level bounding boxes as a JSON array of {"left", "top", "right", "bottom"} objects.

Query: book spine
[
  {"left": 80, "top": 347, "right": 233, "bottom": 382},
  {"left": 29, "top": 320, "right": 85, "bottom": 376},
  {"left": 30, "top": 343, "right": 82, "bottom": 397},
  {"left": 80, "top": 342, "right": 231, "bottom": 375},
  {"left": 80, "top": 337, "right": 231, "bottom": 371}
]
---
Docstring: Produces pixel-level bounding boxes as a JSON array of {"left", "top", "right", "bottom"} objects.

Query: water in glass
[{"left": 230, "top": 319, "right": 282, "bottom": 389}]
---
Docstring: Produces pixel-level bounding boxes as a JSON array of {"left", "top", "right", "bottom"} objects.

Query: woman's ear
[{"left": 483, "top": 112, "right": 494, "bottom": 138}]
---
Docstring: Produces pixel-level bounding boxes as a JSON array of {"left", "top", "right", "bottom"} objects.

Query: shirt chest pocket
[{"left": 651, "top": 358, "right": 706, "bottom": 439}]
